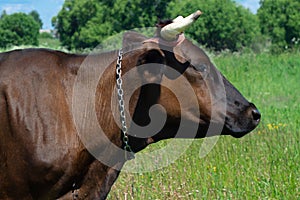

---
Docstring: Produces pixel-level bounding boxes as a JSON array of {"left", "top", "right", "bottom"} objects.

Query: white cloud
[
  {"left": 236, "top": 0, "right": 260, "bottom": 13},
  {"left": 1, "top": 3, "right": 33, "bottom": 14}
]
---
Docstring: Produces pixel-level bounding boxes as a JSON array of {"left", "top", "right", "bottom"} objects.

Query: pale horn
[{"left": 160, "top": 10, "right": 202, "bottom": 41}]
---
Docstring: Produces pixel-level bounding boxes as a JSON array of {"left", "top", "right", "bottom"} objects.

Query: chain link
[
  {"left": 116, "top": 49, "right": 134, "bottom": 160},
  {"left": 72, "top": 183, "right": 78, "bottom": 200}
]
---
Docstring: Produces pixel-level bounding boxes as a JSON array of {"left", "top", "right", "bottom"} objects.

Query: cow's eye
[
  {"left": 193, "top": 64, "right": 209, "bottom": 79},
  {"left": 194, "top": 64, "right": 207, "bottom": 72}
]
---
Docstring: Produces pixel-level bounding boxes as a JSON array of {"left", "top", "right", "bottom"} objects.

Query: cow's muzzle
[{"left": 223, "top": 102, "right": 261, "bottom": 138}]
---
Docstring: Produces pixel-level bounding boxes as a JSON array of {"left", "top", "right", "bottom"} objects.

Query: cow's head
[{"left": 122, "top": 11, "right": 261, "bottom": 152}]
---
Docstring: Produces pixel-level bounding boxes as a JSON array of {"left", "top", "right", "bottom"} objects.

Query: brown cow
[{"left": 0, "top": 11, "right": 260, "bottom": 199}]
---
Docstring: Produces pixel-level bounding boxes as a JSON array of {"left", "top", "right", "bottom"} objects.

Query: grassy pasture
[
  {"left": 38, "top": 36, "right": 61, "bottom": 50},
  {"left": 108, "top": 52, "right": 300, "bottom": 199}
]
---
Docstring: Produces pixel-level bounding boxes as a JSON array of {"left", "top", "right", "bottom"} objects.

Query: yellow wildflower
[
  {"left": 267, "top": 123, "right": 287, "bottom": 131},
  {"left": 213, "top": 166, "right": 217, "bottom": 172},
  {"left": 267, "top": 123, "right": 273, "bottom": 130}
]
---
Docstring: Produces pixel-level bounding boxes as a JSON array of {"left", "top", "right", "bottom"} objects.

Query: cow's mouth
[
  {"left": 222, "top": 112, "right": 261, "bottom": 138},
  {"left": 222, "top": 124, "right": 255, "bottom": 138}
]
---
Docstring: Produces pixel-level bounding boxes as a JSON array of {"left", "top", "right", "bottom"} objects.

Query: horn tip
[{"left": 193, "top": 10, "right": 202, "bottom": 20}]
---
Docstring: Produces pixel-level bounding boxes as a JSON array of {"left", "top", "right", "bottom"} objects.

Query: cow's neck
[
  {"left": 94, "top": 49, "right": 151, "bottom": 153},
  {"left": 68, "top": 48, "right": 181, "bottom": 199},
  {"left": 74, "top": 46, "right": 182, "bottom": 199},
  {"left": 119, "top": 48, "right": 181, "bottom": 152},
  {"left": 94, "top": 48, "right": 180, "bottom": 156},
  {"left": 99, "top": 49, "right": 181, "bottom": 153}
]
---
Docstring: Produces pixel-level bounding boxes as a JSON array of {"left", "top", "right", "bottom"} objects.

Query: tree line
[
  {"left": 0, "top": 10, "right": 42, "bottom": 48},
  {"left": 0, "top": 0, "right": 299, "bottom": 53}
]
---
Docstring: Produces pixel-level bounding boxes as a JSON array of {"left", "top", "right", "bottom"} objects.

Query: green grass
[
  {"left": 38, "top": 37, "right": 61, "bottom": 49},
  {"left": 108, "top": 52, "right": 300, "bottom": 199},
  {"left": 0, "top": 36, "right": 63, "bottom": 52}
]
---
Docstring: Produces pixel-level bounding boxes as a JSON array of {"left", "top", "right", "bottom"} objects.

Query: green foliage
[
  {"left": 257, "top": 0, "right": 300, "bottom": 53},
  {"left": 0, "top": 29, "right": 20, "bottom": 48},
  {"left": 52, "top": 0, "right": 101, "bottom": 49},
  {"left": 29, "top": 10, "right": 43, "bottom": 29},
  {"left": 0, "top": 10, "right": 7, "bottom": 19},
  {"left": 0, "top": 13, "right": 40, "bottom": 48},
  {"left": 39, "top": 32, "right": 53, "bottom": 39},
  {"left": 52, "top": 0, "right": 299, "bottom": 53},
  {"left": 53, "top": 0, "right": 261, "bottom": 51},
  {"left": 52, "top": 0, "right": 170, "bottom": 50},
  {"left": 38, "top": 36, "right": 62, "bottom": 50},
  {"left": 167, "top": 0, "right": 260, "bottom": 51}
]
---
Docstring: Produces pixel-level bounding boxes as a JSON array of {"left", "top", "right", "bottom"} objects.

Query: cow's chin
[
  {"left": 194, "top": 120, "right": 257, "bottom": 139},
  {"left": 221, "top": 124, "right": 255, "bottom": 138}
]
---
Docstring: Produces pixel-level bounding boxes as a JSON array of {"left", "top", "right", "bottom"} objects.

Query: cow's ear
[
  {"left": 161, "top": 45, "right": 190, "bottom": 80},
  {"left": 136, "top": 47, "right": 165, "bottom": 84},
  {"left": 142, "top": 36, "right": 190, "bottom": 80},
  {"left": 172, "top": 44, "right": 189, "bottom": 64}
]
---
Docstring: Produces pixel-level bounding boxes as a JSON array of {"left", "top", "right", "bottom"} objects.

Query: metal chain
[
  {"left": 72, "top": 183, "right": 78, "bottom": 200},
  {"left": 116, "top": 49, "right": 134, "bottom": 160}
]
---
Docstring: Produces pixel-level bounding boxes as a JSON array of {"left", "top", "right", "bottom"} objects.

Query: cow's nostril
[
  {"left": 234, "top": 101, "right": 240, "bottom": 107},
  {"left": 252, "top": 109, "right": 261, "bottom": 121}
]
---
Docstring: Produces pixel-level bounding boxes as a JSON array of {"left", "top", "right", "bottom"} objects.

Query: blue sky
[
  {"left": 0, "top": 0, "right": 64, "bottom": 29},
  {"left": 0, "top": 0, "right": 260, "bottom": 29}
]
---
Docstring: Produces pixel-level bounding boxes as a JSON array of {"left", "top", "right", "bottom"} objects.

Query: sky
[
  {"left": 0, "top": 0, "right": 64, "bottom": 29},
  {"left": 0, "top": 0, "right": 260, "bottom": 30}
]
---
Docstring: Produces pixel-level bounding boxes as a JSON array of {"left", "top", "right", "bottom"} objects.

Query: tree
[
  {"left": 0, "top": 29, "right": 20, "bottom": 48},
  {"left": 257, "top": 0, "right": 300, "bottom": 52},
  {"left": 29, "top": 10, "right": 43, "bottom": 29},
  {"left": 0, "top": 10, "right": 7, "bottom": 19},
  {"left": 52, "top": 0, "right": 108, "bottom": 49},
  {"left": 52, "top": 0, "right": 170, "bottom": 50},
  {"left": 167, "top": 0, "right": 261, "bottom": 51},
  {"left": 0, "top": 13, "right": 40, "bottom": 48},
  {"left": 53, "top": 0, "right": 261, "bottom": 51}
]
